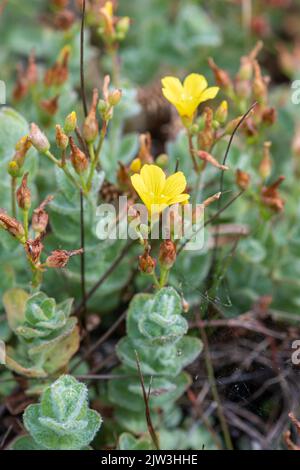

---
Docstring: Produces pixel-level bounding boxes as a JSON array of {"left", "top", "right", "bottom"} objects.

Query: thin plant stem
[
  {"left": 188, "top": 131, "right": 198, "bottom": 172},
  {"left": 11, "top": 177, "right": 16, "bottom": 218},
  {"left": 80, "top": 0, "right": 88, "bottom": 117},
  {"left": 79, "top": 189, "right": 87, "bottom": 321},
  {"left": 197, "top": 314, "right": 234, "bottom": 450},
  {"left": 159, "top": 266, "right": 169, "bottom": 288},
  {"left": 23, "top": 209, "right": 29, "bottom": 240},
  {"left": 86, "top": 127, "right": 106, "bottom": 191},
  {"left": 79, "top": 0, "right": 88, "bottom": 320}
]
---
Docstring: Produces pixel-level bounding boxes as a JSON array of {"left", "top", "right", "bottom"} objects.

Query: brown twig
[{"left": 135, "top": 351, "right": 160, "bottom": 450}]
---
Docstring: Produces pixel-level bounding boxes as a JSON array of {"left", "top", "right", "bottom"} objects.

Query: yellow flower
[
  {"left": 161, "top": 73, "right": 219, "bottom": 121},
  {"left": 131, "top": 164, "right": 190, "bottom": 216}
]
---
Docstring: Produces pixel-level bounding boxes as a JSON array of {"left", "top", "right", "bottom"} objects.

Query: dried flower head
[
  {"left": 46, "top": 248, "right": 83, "bottom": 268},
  {"left": 16, "top": 173, "right": 31, "bottom": 211}
]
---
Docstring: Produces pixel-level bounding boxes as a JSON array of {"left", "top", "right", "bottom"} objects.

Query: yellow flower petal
[
  {"left": 199, "top": 86, "right": 219, "bottom": 103},
  {"left": 140, "top": 164, "right": 166, "bottom": 197},
  {"left": 163, "top": 172, "right": 187, "bottom": 200},
  {"left": 169, "top": 193, "right": 190, "bottom": 205},
  {"left": 161, "top": 76, "right": 183, "bottom": 100},
  {"left": 131, "top": 173, "right": 148, "bottom": 201},
  {"left": 183, "top": 74, "right": 207, "bottom": 98}
]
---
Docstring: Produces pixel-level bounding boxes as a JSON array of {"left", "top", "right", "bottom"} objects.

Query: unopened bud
[
  {"left": 225, "top": 116, "right": 244, "bottom": 135},
  {"left": 215, "top": 101, "right": 228, "bottom": 124},
  {"left": 0, "top": 210, "right": 25, "bottom": 243},
  {"left": 259, "top": 142, "right": 272, "bottom": 180},
  {"left": 116, "top": 16, "right": 130, "bottom": 39},
  {"left": 29, "top": 123, "right": 50, "bottom": 153},
  {"left": 98, "top": 99, "right": 108, "bottom": 115},
  {"left": 198, "top": 150, "right": 229, "bottom": 171},
  {"left": 130, "top": 158, "right": 142, "bottom": 173},
  {"left": 182, "top": 297, "right": 190, "bottom": 313},
  {"left": 40, "top": 95, "right": 60, "bottom": 116},
  {"left": 208, "top": 57, "right": 233, "bottom": 91},
  {"left": 237, "top": 56, "right": 253, "bottom": 81},
  {"left": 64, "top": 111, "right": 77, "bottom": 134},
  {"left": 261, "top": 176, "right": 285, "bottom": 212},
  {"left": 46, "top": 248, "right": 83, "bottom": 268},
  {"left": 55, "top": 124, "right": 69, "bottom": 150},
  {"left": 108, "top": 88, "right": 122, "bottom": 106},
  {"left": 32, "top": 195, "right": 53, "bottom": 233},
  {"left": 8, "top": 161, "right": 20, "bottom": 178},
  {"left": 15, "top": 135, "right": 32, "bottom": 155},
  {"left": 261, "top": 107, "right": 277, "bottom": 126},
  {"left": 159, "top": 239, "right": 177, "bottom": 270},
  {"left": 83, "top": 89, "right": 99, "bottom": 143},
  {"left": 69, "top": 137, "right": 89, "bottom": 174},
  {"left": 25, "top": 236, "right": 44, "bottom": 264},
  {"left": 155, "top": 154, "right": 169, "bottom": 169},
  {"left": 16, "top": 173, "right": 31, "bottom": 211},
  {"left": 253, "top": 61, "right": 267, "bottom": 103},
  {"left": 203, "top": 192, "right": 221, "bottom": 207},
  {"left": 139, "top": 249, "right": 156, "bottom": 274},
  {"left": 236, "top": 169, "right": 251, "bottom": 190}
]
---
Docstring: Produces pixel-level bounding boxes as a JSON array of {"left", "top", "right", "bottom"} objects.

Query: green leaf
[{"left": 23, "top": 375, "right": 102, "bottom": 450}]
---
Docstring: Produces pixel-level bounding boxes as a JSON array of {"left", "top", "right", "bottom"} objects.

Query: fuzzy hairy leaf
[{"left": 23, "top": 375, "right": 102, "bottom": 450}]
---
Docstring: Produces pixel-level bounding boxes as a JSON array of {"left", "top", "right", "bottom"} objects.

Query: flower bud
[
  {"left": 55, "top": 124, "right": 69, "bottom": 150},
  {"left": 64, "top": 111, "right": 77, "bottom": 134},
  {"left": 32, "top": 195, "right": 53, "bottom": 234},
  {"left": 237, "top": 56, "right": 253, "bottom": 81},
  {"left": 259, "top": 141, "right": 272, "bottom": 181},
  {"left": 198, "top": 150, "right": 229, "bottom": 171},
  {"left": 0, "top": 210, "right": 25, "bottom": 243},
  {"left": 46, "top": 248, "right": 83, "bottom": 268},
  {"left": 155, "top": 154, "right": 169, "bottom": 169},
  {"left": 261, "top": 107, "right": 277, "bottom": 126},
  {"left": 25, "top": 236, "right": 44, "bottom": 264},
  {"left": 98, "top": 99, "right": 108, "bottom": 115},
  {"left": 130, "top": 158, "right": 142, "bottom": 173},
  {"left": 261, "top": 176, "right": 285, "bottom": 212},
  {"left": 159, "top": 239, "right": 177, "bottom": 270},
  {"left": 83, "top": 89, "right": 99, "bottom": 143},
  {"left": 40, "top": 95, "right": 60, "bottom": 116},
  {"left": 208, "top": 57, "right": 233, "bottom": 91},
  {"left": 236, "top": 169, "right": 251, "bottom": 190},
  {"left": 253, "top": 61, "right": 267, "bottom": 104},
  {"left": 16, "top": 173, "right": 31, "bottom": 211},
  {"left": 203, "top": 192, "right": 221, "bottom": 207},
  {"left": 108, "top": 88, "right": 122, "bottom": 106},
  {"left": 215, "top": 101, "right": 228, "bottom": 124},
  {"left": 15, "top": 135, "right": 32, "bottom": 155},
  {"left": 8, "top": 161, "right": 20, "bottom": 178},
  {"left": 225, "top": 116, "right": 244, "bottom": 135},
  {"left": 116, "top": 16, "right": 130, "bottom": 39},
  {"left": 29, "top": 123, "right": 50, "bottom": 153},
  {"left": 69, "top": 137, "right": 88, "bottom": 174},
  {"left": 139, "top": 249, "right": 156, "bottom": 274}
]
